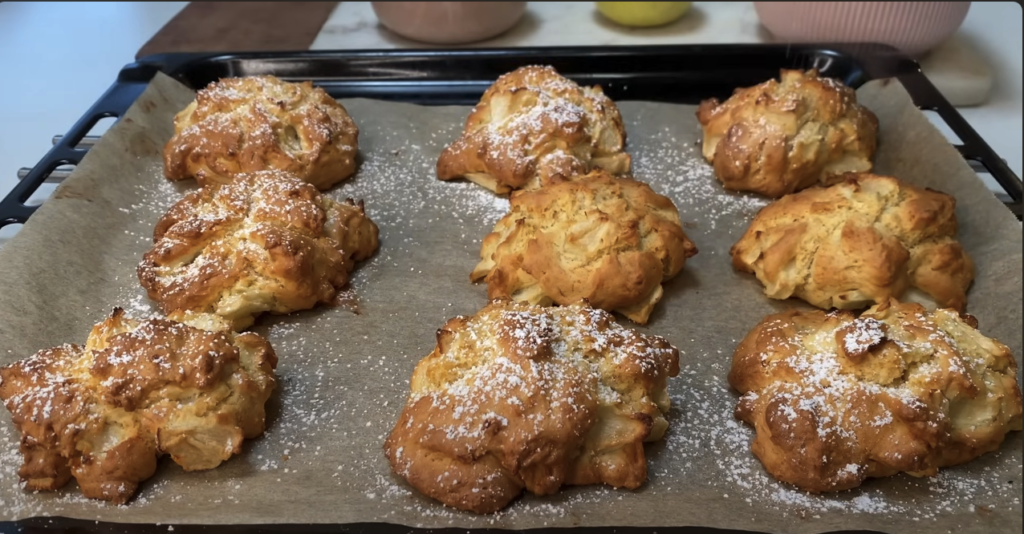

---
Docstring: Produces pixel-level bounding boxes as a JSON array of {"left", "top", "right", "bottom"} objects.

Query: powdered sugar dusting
[
  {"left": 662, "top": 357, "right": 1020, "bottom": 522},
  {"left": 337, "top": 129, "right": 510, "bottom": 230},
  {"left": 170, "top": 75, "right": 354, "bottom": 162},
  {"left": 843, "top": 317, "right": 886, "bottom": 355},
  {"left": 402, "top": 303, "right": 675, "bottom": 450},
  {"left": 1, "top": 93, "right": 1019, "bottom": 531},
  {"left": 630, "top": 125, "right": 770, "bottom": 231}
]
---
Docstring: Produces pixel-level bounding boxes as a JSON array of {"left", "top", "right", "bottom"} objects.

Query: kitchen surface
[{"left": 0, "top": 2, "right": 1020, "bottom": 247}]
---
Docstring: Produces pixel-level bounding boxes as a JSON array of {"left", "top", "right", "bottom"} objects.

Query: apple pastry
[
  {"left": 384, "top": 299, "right": 680, "bottom": 513},
  {"left": 729, "top": 300, "right": 1022, "bottom": 493},
  {"left": 438, "top": 65, "right": 631, "bottom": 194},
  {"left": 697, "top": 69, "right": 878, "bottom": 198},
  {"left": 0, "top": 308, "right": 278, "bottom": 504},
  {"left": 164, "top": 75, "right": 359, "bottom": 190}
]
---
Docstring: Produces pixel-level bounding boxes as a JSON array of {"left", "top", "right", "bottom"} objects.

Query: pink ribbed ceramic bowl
[
  {"left": 754, "top": 2, "right": 971, "bottom": 57},
  {"left": 371, "top": 2, "right": 528, "bottom": 45}
]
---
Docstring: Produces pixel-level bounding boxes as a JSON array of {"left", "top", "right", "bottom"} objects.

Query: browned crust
[
  {"left": 471, "top": 170, "right": 697, "bottom": 324},
  {"left": 163, "top": 75, "right": 359, "bottom": 191},
  {"left": 697, "top": 69, "right": 879, "bottom": 198},
  {"left": 137, "top": 170, "right": 379, "bottom": 331},
  {"left": 384, "top": 299, "right": 680, "bottom": 513},
  {"left": 728, "top": 300, "right": 1023, "bottom": 493},
  {"left": 437, "top": 65, "right": 631, "bottom": 194},
  {"left": 0, "top": 308, "right": 278, "bottom": 504},
  {"left": 730, "top": 173, "right": 974, "bottom": 312}
]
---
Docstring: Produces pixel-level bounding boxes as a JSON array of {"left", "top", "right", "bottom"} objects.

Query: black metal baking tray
[
  {"left": 2, "top": 43, "right": 1021, "bottom": 229},
  {"left": 0, "top": 43, "right": 1017, "bottom": 534}
]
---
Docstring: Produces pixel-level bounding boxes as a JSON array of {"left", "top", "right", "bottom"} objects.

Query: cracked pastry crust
[
  {"left": 137, "top": 169, "right": 379, "bottom": 331},
  {"left": 730, "top": 173, "right": 974, "bottom": 312},
  {"left": 728, "top": 300, "right": 1023, "bottom": 493},
  {"left": 384, "top": 299, "right": 680, "bottom": 514},
  {"left": 471, "top": 170, "right": 697, "bottom": 324},
  {"left": 697, "top": 69, "right": 878, "bottom": 198},
  {"left": 437, "top": 65, "right": 631, "bottom": 195},
  {"left": 163, "top": 75, "right": 359, "bottom": 190},
  {"left": 0, "top": 308, "right": 278, "bottom": 504}
]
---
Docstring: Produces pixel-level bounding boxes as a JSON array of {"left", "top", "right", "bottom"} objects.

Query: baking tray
[
  {"left": 0, "top": 44, "right": 1019, "bottom": 534},
  {"left": 2, "top": 43, "right": 1021, "bottom": 229}
]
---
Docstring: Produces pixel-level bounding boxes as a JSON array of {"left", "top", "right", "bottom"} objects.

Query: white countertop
[{"left": 1, "top": 1, "right": 1020, "bottom": 244}]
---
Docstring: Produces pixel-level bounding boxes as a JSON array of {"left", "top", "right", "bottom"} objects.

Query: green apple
[{"left": 596, "top": 2, "right": 693, "bottom": 28}]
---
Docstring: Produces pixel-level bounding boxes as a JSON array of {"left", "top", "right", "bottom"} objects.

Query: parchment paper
[{"left": 0, "top": 73, "right": 1020, "bottom": 533}]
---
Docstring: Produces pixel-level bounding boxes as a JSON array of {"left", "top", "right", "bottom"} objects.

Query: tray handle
[
  {"left": 897, "top": 73, "right": 1023, "bottom": 218},
  {"left": 0, "top": 81, "right": 148, "bottom": 228}
]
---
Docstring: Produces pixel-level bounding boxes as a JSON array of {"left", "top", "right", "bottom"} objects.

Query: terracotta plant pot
[
  {"left": 754, "top": 2, "right": 971, "bottom": 57},
  {"left": 371, "top": 2, "right": 528, "bottom": 45}
]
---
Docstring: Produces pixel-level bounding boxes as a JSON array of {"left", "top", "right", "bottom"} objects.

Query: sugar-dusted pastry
[
  {"left": 728, "top": 300, "right": 1022, "bottom": 493},
  {"left": 437, "top": 65, "right": 631, "bottom": 194},
  {"left": 138, "top": 169, "right": 379, "bottom": 331},
  {"left": 0, "top": 308, "right": 278, "bottom": 504},
  {"left": 384, "top": 299, "right": 680, "bottom": 514},
  {"left": 730, "top": 173, "right": 974, "bottom": 312},
  {"left": 164, "top": 75, "right": 359, "bottom": 190},
  {"left": 697, "top": 69, "right": 878, "bottom": 198},
  {"left": 471, "top": 170, "right": 696, "bottom": 324}
]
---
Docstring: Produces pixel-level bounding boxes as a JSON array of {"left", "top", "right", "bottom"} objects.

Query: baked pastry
[
  {"left": 730, "top": 173, "right": 974, "bottom": 312},
  {"left": 164, "top": 75, "right": 359, "bottom": 190},
  {"left": 437, "top": 65, "right": 631, "bottom": 194},
  {"left": 728, "top": 299, "right": 1022, "bottom": 493},
  {"left": 0, "top": 308, "right": 278, "bottom": 504},
  {"left": 471, "top": 170, "right": 697, "bottom": 324},
  {"left": 384, "top": 299, "right": 680, "bottom": 513},
  {"left": 697, "top": 69, "right": 878, "bottom": 198},
  {"left": 138, "top": 169, "right": 379, "bottom": 331}
]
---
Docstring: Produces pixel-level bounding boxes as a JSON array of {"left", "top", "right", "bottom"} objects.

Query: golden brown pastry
[
  {"left": 437, "top": 65, "right": 631, "bottom": 194},
  {"left": 0, "top": 308, "right": 278, "bottom": 504},
  {"left": 138, "top": 169, "right": 379, "bottom": 331},
  {"left": 697, "top": 69, "right": 878, "bottom": 198},
  {"left": 731, "top": 173, "right": 974, "bottom": 312},
  {"left": 728, "top": 300, "right": 1023, "bottom": 493},
  {"left": 471, "top": 170, "right": 697, "bottom": 324},
  {"left": 164, "top": 75, "right": 359, "bottom": 190},
  {"left": 384, "top": 299, "right": 680, "bottom": 514}
]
